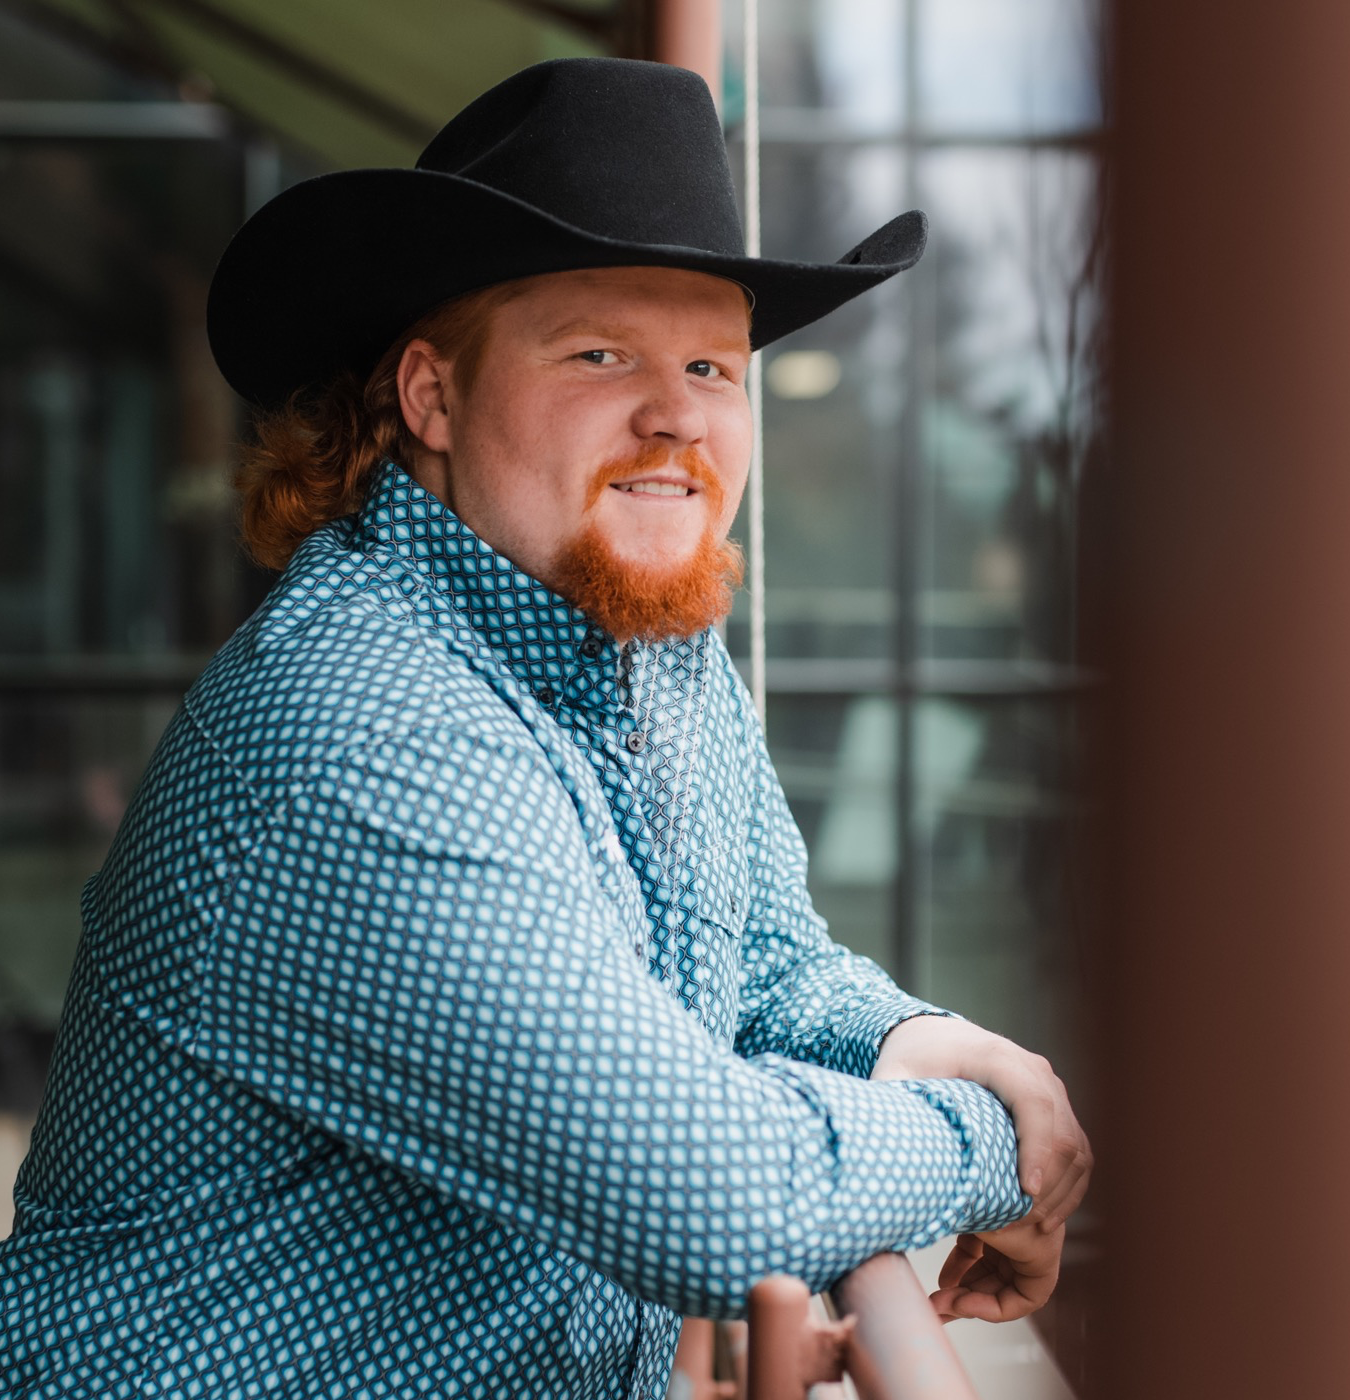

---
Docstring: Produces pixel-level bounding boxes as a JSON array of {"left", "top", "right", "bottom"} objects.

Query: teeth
[{"left": 614, "top": 481, "right": 691, "bottom": 496}]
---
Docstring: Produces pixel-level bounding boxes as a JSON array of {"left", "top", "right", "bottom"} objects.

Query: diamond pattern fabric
[{"left": 0, "top": 462, "right": 1029, "bottom": 1398}]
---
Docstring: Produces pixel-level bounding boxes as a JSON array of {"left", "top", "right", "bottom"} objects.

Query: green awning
[{"left": 17, "top": 0, "right": 617, "bottom": 167}]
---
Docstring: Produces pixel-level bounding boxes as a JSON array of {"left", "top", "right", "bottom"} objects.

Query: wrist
[{"left": 872, "top": 1011, "right": 969, "bottom": 1081}]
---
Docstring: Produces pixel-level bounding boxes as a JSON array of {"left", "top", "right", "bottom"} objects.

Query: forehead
[{"left": 495, "top": 265, "right": 752, "bottom": 341}]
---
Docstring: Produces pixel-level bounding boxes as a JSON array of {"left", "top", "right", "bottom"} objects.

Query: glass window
[
  {"left": 919, "top": 0, "right": 1103, "bottom": 133},
  {"left": 765, "top": 692, "right": 900, "bottom": 972},
  {"left": 0, "top": 13, "right": 297, "bottom": 1086},
  {"left": 746, "top": 0, "right": 908, "bottom": 131},
  {"left": 723, "top": 0, "right": 1105, "bottom": 1079},
  {"left": 917, "top": 147, "right": 1102, "bottom": 665},
  {"left": 0, "top": 694, "right": 176, "bottom": 1028},
  {"left": 907, "top": 693, "right": 1087, "bottom": 1075},
  {"left": 725, "top": 144, "right": 915, "bottom": 665}
]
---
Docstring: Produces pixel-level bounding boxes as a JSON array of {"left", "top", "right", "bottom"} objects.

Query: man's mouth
[
  {"left": 584, "top": 444, "right": 722, "bottom": 512},
  {"left": 610, "top": 480, "right": 694, "bottom": 497}
]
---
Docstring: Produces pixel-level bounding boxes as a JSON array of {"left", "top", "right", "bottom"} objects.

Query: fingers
[
  {"left": 932, "top": 1264, "right": 1040, "bottom": 1324},
  {"left": 1033, "top": 1136, "right": 1094, "bottom": 1230},
  {"left": 930, "top": 1285, "right": 1041, "bottom": 1324},
  {"left": 1011, "top": 1083, "right": 1058, "bottom": 1197},
  {"left": 1001, "top": 1060, "right": 1092, "bottom": 1227},
  {"left": 928, "top": 1285, "right": 967, "bottom": 1322},
  {"left": 936, "top": 1234, "right": 984, "bottom": 1289},
  {"left": 930, "top": 1220, "right": 1065, "bottom": 1323},
  {"left": 962, "top": 1043, "right": 1078, "bottom": 1206}
]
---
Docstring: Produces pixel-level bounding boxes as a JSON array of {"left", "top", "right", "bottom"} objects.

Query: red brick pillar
[{"left": 649, "top": 0, "right": 722, "bottom": 102}]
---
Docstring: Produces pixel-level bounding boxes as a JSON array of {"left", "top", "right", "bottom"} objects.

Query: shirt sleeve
[
  {"left": 190, "top": 722, "right": 1028, "bottom": 1318},
  {"left": 732, "top": 695, "right": 953, "bottom": 1080}
]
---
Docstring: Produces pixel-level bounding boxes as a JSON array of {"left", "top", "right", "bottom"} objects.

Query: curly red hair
[{"left": 235, "top": 282, "right": 522, "bottom": 570}]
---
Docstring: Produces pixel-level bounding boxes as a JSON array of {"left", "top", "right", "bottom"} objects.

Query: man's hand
[
  {"left": 871, "top": 1015, "right": 1092, "bottom": 1230},
  {"left": 928, "top": 1217, "right": 1064, "bottom": 1323}
]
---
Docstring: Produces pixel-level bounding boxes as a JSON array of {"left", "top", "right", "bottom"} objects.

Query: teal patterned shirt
[{"left": 1, "top": 462, "right": 1029, "bottom": 1398}]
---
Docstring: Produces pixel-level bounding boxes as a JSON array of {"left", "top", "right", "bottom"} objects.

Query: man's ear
[{"left": 397, "top": 340, "right": 454, "bottom": 455}]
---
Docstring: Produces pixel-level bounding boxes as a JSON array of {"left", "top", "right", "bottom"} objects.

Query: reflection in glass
[
  {"left": 908, "top": 693, "right": 1088, "bottom": 1083},
  {"left": 766, "top": 693, "right": 898, "bottom": 974},
  {"left": 918, "top": 148, "right": 1102, "bottom": 665},
  {"left": 0, "top": 13, "right": 294, "bottom": 1104},
  {"left": 725, "top": 140, "right": 913, "bottom": 665},
  {"left": 726, "top": 0, "right": 908, "bottom": 135},
  {"left": 919, "top": 0, "right": 1103, "bottom": 133},
  {"left": 0, "top": 695, "right": 176, "bottom": 1026}
]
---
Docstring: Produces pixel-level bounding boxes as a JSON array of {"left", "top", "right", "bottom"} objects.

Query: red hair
[
  {"left": 550, "top": 444, "right": 746, "bottom": 642},
  {"left": 235, "top": 282, "right": 522, "bottom": 570}
]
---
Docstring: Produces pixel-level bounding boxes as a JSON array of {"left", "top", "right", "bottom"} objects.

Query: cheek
[{"left": 714, "top": 423, "right": 753, "bottom": 527}]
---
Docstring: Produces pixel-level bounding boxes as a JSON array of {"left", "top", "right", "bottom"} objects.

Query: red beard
[{"left": 549, "top": 444, "right": 745, "bottom": 644}]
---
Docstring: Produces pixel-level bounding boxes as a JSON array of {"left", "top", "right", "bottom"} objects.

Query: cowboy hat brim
[{"left": 207, "top": 167, "right": 927, "bottom": 409}]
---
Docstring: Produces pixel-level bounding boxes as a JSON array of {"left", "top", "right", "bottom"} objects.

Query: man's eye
[
  {"left": 577, "top": 349, "right": 617, "bottom": 365},
  {"left": 687, "top": 360, "right": 723, "bottom": 379}
]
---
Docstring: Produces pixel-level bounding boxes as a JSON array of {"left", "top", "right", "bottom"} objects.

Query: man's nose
[{"left": 629, "top": 368, "right": 707, "bottom": 444}]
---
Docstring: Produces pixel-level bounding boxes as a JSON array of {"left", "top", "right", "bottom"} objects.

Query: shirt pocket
[
  {"left": 691, "top": 839, "right": 750, "bottom": 941},
  {"left": 679, "top": 840, "right": 750, "bottom": 1041}
]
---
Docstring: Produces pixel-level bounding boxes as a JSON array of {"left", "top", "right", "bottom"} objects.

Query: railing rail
[
  {"left": 828, "top": 1254, "right": 979, "bottom": 1400},
  {"left": 672, "top": 1253, "right": 979, "bottom": 1400}
]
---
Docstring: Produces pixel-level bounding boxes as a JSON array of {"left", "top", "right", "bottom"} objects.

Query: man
[{"left": 1, "top": 58, "right": 1089, "bottom": 1398}]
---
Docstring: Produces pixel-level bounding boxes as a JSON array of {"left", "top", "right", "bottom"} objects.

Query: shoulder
[{"left": 184, "top": 525, "right": 527, "bottom": 795}]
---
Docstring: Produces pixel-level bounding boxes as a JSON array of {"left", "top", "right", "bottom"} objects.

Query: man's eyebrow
[
  {"left": 704, "top": 337, "right": 752, "bottom": 356},
  {"left": 538, "top": 319, "right": 751, "bottom": 355},
  {"left": 539, "top": 319, "right": 634, "bottom": 345}
]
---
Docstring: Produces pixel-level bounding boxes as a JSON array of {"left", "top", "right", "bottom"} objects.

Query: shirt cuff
[
  {"left": 826, "top": 993, "right": 958, "bottom": 1080},
  {"left": 905, "top": 1077, "right": 1034, "bottom": 1235}
]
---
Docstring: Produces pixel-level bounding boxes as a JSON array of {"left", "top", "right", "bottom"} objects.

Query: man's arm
[
  {"left": 872, "top": 1016, "right": 1092, "bottom": 1230},
  {"left": 723, "top": 650, "right": 1091, "bottom": 1233},
  {"left": 181, "top": 721, "right": 1029, "bottom": 1318}
]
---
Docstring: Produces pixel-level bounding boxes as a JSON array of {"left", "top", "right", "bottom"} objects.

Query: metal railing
[{"left": 672, "top": 1253, "right": 978, "bottom": 1400}]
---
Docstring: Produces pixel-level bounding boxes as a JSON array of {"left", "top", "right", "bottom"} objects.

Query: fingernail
[{"left": 1028, "top": 1168, "right": 1043, "bottom": 1194}]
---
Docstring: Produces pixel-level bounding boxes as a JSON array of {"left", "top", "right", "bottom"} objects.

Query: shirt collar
[{"left": 354, "top": 460, "right": 629, "bottom": 710}]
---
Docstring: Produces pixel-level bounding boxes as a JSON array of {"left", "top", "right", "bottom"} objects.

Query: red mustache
[{"left": 583, "top": 443, "right": 724, "bottom": 513}]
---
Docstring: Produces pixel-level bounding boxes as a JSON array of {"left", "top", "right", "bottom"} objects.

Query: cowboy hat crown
[{"left": 207, "top": 56, "right": 926, "bottom": 408}]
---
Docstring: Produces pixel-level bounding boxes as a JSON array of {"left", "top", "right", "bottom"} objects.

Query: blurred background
[{"left": 0, "top": 0, "right": 1106, "bottom": 1391}]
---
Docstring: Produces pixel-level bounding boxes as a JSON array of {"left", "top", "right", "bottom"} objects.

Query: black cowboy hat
[{"left": 207, "top": 56, "right": 926, "bottom": 409}]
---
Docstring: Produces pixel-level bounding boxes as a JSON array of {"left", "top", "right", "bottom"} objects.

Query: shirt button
[
  {"left": 579, "top": 635, "right": 604, "bottom": 660},
  {"left": 535, "top": 684, "right": 555, "bottom": 706},
  {"left": 625, "top": 730, "right": 647, "bottom": 754}
]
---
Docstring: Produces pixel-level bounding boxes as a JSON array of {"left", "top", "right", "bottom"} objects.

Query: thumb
[{"left": 928, "top": 1286, "right": 968, "bottom": 1317}]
